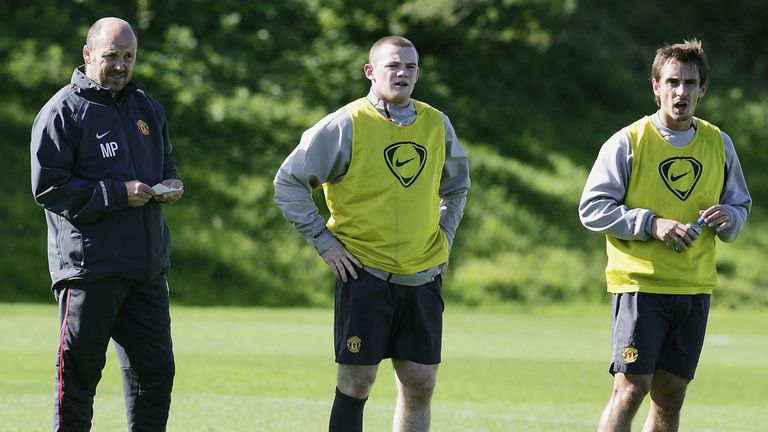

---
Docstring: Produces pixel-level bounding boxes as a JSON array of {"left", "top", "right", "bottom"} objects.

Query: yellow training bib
[
  {"left": 323, "top": 98, "right": 449, "bottom": 274},
  {"left": 605, "top": 116, "right": 725, "bottom": 294}
]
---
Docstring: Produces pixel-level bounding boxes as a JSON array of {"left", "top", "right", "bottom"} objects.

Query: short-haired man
[
  {"left": 31, "top": 17, "right": 183, "bottom": 431},
  {"left": 579, "top": 39, "right": 751, "bottom": 431},
  {"left": 274, "top": 36, "right": 470, "bottom": 431}
]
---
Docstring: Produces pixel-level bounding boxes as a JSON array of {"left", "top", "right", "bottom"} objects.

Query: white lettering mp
[{"left": 100, "top": 141, "right": 119, "bottom": 158}]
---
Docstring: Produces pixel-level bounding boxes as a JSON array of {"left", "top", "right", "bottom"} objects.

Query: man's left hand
[
  {"left": 700, "top": 205, "right": 731, "bottom": 232},
  {"left": 154, "top": 179, "right": 184, "bottom": 203}
]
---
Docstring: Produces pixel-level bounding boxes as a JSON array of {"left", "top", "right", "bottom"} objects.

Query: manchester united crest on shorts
[
  {"left": 622, "top": 346, "right": 639, "bottom": 363},
  {"left": 346, "top": 336, "right": 361, "bottom": 353}
]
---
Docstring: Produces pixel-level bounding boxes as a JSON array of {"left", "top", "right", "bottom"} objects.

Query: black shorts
[
  {"left": 610, "top": 292, "right": 710, "bottom": 380},
  {"left": 334, "top": 270, "right": 444, "bottom": 365}
]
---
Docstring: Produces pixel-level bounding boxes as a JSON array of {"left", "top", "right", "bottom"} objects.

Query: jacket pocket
[{"left": 58, "top": 218, "right": 84, "bottom": 270}]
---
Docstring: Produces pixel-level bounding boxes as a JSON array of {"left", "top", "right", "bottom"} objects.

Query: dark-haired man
[{"left": 579, "top": 39, "right": 751, "bottom": 431}]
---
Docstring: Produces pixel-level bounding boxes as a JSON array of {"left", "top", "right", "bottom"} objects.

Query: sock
[{"left": 329, "top": 387, "right": 367, "bottom": 432}]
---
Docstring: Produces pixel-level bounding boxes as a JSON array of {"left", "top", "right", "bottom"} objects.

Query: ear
[
  {"left": 364, "top": 63, "right": 375, "bottom": 82},
  {"left": 699, "top": 84, "right": 707, "bottom": 98},
  {"left": 83, "top": 45, "right": 91, "bottom": 64},
  {"left": 651, "top": 78, "right": 660, "bottom": 97}
]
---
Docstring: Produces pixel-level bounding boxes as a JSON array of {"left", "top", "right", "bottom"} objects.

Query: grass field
[{"left": 1, "top": 303, "right": 766, "bottom": 431}]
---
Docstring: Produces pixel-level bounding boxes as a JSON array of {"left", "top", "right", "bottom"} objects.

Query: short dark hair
[
  {"left": 368, "top": 36, "right": 417, "bottom": 64},
  {"left": 651, "top": 39, "right": 709, "bottom": 105}
]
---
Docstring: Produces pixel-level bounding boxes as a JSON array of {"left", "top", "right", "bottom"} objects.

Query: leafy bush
[{"left": 2, "top": 0, "right": 767, "bottom": 308}]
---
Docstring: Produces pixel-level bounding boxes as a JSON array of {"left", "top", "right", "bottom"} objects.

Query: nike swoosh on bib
[
  {"left": 395, "top": 157, "right": 416, "bottom": 167},
  {"left": 670, "top": 171, "right": 691, "bottom": 181}
]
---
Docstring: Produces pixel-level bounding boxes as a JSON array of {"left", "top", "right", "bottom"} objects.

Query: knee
[
  {"left": 652, "top": 382, "right": 688, "bottom": 410},
  {"left": 399, "top": 374, "right": 437, "bottom": 403},
  {"left": 613, "top": 381, "right": 649, "bottom": 409},
  {"left": 141, "top": 354, "right": 176, "bottom": 386},
  {"left": 341, "top": 380, "right": 374, "bottom": 400},
  {"left": 338, "top": 368, "right": 377, "bottom": 399},
  {"left": 123, "top": 364, "right": 175, "bottom": 399}
]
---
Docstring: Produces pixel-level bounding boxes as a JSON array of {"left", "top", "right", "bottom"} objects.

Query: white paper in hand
[{"left": 152, "top": 183, "right": 183, "bottom": 195}]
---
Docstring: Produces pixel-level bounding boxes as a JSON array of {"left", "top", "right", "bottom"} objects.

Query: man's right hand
[
  {"left": 125, "top": 180, "right": 154, "bottom": 207},
  {"left": 651, "top": 216, "right": 698, "bottom": 252},
  {"left": 321, "top": 241, "right": 363, "bottom": 282}
]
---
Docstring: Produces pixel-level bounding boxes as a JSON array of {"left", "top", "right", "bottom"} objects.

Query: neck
[
  {"left": 372, "top": 90, "right": 408, "bottom": 108},
  {"left": 658, "top": 111, "right": 693, "bottom": 131}
]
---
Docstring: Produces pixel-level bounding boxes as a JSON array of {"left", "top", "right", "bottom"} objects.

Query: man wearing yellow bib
[
  {"left": 274, "top": 36, "right": 470, "bottom": 432},
  {"left": 579, "top": 39, "right": 751, "bottom": 432}
]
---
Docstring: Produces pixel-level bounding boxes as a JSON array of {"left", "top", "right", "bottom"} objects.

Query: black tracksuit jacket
[{"left": 31, "top": 67, "right": 178, "bottom": 288}]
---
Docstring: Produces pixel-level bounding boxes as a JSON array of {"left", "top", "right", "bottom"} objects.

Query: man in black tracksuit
[{"left": 30, "top": 17, "right": 183, "bottom": 431}]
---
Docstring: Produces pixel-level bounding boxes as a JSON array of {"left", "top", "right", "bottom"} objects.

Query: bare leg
[
  {"left": 598, "top": 373, "right": 652, "bottom": 432},
  {"left": 641, "top": 369, "right": 689, "bottom": 432},
  {"left": 392, "top": 360, "right": 438, "bottom": 432},
  {"left": 337, "top": 364, "right": 378, "bottom": 399}
]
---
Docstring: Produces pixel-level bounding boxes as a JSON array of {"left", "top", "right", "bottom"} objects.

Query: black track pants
[{"left": 53, "top": 275, "right": 175, "bottom": 431}]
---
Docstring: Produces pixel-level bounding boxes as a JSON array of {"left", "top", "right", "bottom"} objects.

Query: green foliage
[{"left": 1, "top": 0, "right": 767, "bottom": 307}]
